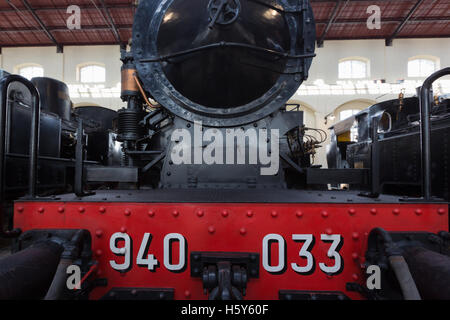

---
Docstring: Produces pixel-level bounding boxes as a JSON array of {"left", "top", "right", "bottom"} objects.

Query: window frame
[
  {"left": 77, "top": 63, "right": 106, "bottom": 84},
  {"left": 407, "top": 56, "right": 440, "bottom": 78},
  {"left": 338, "top": 57, "right": 370, "bottom": 80},
  {"left": 16, "top": 63, "right": 44, "bottom": 80}
]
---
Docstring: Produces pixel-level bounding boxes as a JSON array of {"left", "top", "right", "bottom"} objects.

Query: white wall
[
  {"left": 1, "top": 39, "right": 449, "bottom": 166},
  {"left": 1, "top": 45, "right": 124, "bottom": 110}
]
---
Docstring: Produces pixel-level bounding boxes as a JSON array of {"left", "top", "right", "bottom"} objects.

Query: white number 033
[{"left": 262, "top": 234, "right": 343, "bottom": 275}]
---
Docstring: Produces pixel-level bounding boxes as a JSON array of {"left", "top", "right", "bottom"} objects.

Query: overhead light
[{"left": 324, "top": 112, "right": 336, "bottom": 125}]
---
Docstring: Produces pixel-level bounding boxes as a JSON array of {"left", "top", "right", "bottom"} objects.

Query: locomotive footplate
[{"left": 190, "top": 252, "right": 259, "bottom": 300}]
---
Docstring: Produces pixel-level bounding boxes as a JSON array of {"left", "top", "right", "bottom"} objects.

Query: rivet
[
  {"left": 352, "top": 232, "right": 360, "bottom": 240},
  {"left": 325, "top": 228, "right": 332, "bottom": 235},
  {"left": 208, "top": 226, "right": 215, "bottom": 234},
  {"left": 271, "top": 210, "right": 278, "bottom": 218},
  {"left": 99, "top": 206, "right": 106, "bottom": 213},
  {"left": 240, "top": 228, "right": 247, "bottom": 235},
  {"left": 124, "top": 209, "right": 131, "bottom": 216},
  {"left": 393, "top": 208, "right": 400, "bottom": 215},
  {"left": 326, "top": 274, "right": 332, "bottom": 279},
  {"left": 370, "top": 208, "right": 377, "bottom": 215},
  {"left": 321, "top": 211, "right": 329, "bottom": 218},
  {"left": 58, "top": 206, "right": 65, "bottom": 213},
  {"left": 184, "top": 290, "right": 191, "bottom": 298},
  {"left": 296, "top": 211, "right": 303, "bottom": 218},
  {"left": 148, "top": 210, "right": 155, "bottom": 217},
  {"left": 17, "top": 206, "right": 24, "bottom": 213},
  {"left": 246, "top": 210, "right": 253, "bottom": 218},
  {"left": 172, "top": 210, "right": 179, "bottom": 217},
  {"left": 120, "top": 226, "right": 127, "bottom": 233},
  {"left": 78, "top": 207, "right": 85, "bottom": 213},
  {"left": 352, "top": 252, "right": 359, "bottom": 260},
  {"left": 96, "top": 249, "right": 103, "bottom": 257},
  {"left": 38, "top": 207, "right": 45, "bottom": 213},
  {"left": 95, "top": 229, "right": 103, "bottom": 238},
  {"left": 222, "top": 210, "right": 229, "bottom": 217},
  {"left": 352, "top": 273, "right": 359, "bottom": 281},
  {"left": 415, "top": 209, "right": 423, "bottom": 216},
  {"left": 196, "top": 210, "right": 204, "bottom": 217},
  {"left": 96, "top": 270, "right": 102, "bottom": 276},
  {"left": 348, "top": 208, "right": 356, "bottom": 216},
  {"left": 438, "top": 208, "right": 446, "bottom": 215}
]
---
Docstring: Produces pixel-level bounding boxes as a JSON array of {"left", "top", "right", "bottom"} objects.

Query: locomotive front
[{"left": 1, "top": 0, "right": 449, "bottom": 301}]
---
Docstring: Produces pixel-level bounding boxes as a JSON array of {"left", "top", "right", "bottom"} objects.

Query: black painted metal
[
  {"left": 418, "top": 67, "right": 450, "bottom": 200},
  {"left": 328, "top": 90, "right": 450, "bottom": 201},
  {"left": 132, "top": 0, "right": 316, "bottom": 127},
  {"left": 74, "top": 120, "right": 95, "bottom": 197},
  {"left": 31, "top": 77, "right": 72, "bottom": 121},
  {"left": 85, "top": 166, "right": 138, "bottom": 183},
  {"left": 306, "top": 168, "right": 368, "bottom": 185},
  {"left": 0, "top": 75, "right": 40, "bottom": 202}
]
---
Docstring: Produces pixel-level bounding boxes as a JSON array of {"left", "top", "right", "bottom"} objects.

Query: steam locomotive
[{"left": 0, "top": 0, "right": 449, "bottom": 300}]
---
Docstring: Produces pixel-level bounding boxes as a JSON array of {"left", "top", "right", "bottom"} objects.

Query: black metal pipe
[
  {"left": 403, "top": 246, "right": 450, "bottom": 300},
  {"left": 367, "top": 227, "right": 421, "bottom": 300},
  {"left": 0, "top": 241, "right": 63, "bottom": 299},
  {"left": 418, "top": 67, "right": 450, "bottom": 200},
  {"left": 74, "top": 119, "right": 84, "bottom": 197},
  {"left": 0, "top": 75, "right": 40, "bottom": 199},
  {"left": 44, "top": 230, "right": 87, "bottom": 300},
  {"left": 370, "top": 117, "right": 380, "bottom": 197},
  {"left": 0, "top": 75, "right": 40, "bottom": 238}
]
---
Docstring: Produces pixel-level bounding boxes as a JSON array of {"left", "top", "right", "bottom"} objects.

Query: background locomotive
[{"left": 0, "top": 0, "right": 449, "bottom": 300}]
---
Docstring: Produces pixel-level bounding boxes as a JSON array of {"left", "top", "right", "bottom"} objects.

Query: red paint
[{"left": 13, "top": 202, "right": 448, "bottom": 300}]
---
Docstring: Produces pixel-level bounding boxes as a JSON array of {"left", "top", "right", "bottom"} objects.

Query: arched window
[
  {"left": 408, "top": 57, "right": 439, "bottom": 78},
  {"left": 17, "top": 64, "right": 44, "bottom": 80},
  {"left": 338, "top": 58, "right": 369, "bottom": 79},
  {"left": 339, "top": 109, "right": 360, "bottom": 121},
  {"left": 78, "top": 64, "right": 105, "bottom": 83}
]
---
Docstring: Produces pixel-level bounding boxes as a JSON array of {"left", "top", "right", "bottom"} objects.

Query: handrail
[
  {"left": 0, "top": 75, "right": 40, "bottom": 237},
  {"left": 418, "top": 67, "right": 450, "bottom": 200}
]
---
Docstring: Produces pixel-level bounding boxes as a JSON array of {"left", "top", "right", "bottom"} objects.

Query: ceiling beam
[
  {"left": 2, "top": 34, "right": 450, "bottom": 49},
  {"left": 14, "top": 0, "right": 63, "bottom": 53},
  {"left": 385, "top": 0, "right": 427, "bottom": 46},
  {"left": 2, "top": 15, "right": 448, "bottom": 33},
  {"left": 0, "top": 4, "right": 133, "bottom": 13},
  {"left": 317, "top": 0, "right": 349, "bottom": 48},
  {"left": 98, "top": 0, "right": 122, "bottom": 44}
]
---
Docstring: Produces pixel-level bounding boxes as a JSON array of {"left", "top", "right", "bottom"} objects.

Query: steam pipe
[
  {"left": 0, "top": 241, "right": 63, "bottom": 299},
  {"left": 367, "top": 228, "right": 421, "bottom": 300},
  {"left": 403, "top": 246, "right": 450, "bottom": 300},
  {"left": 418, "top": 67, "right": 450, "bottom": 200},
  {"left": 44, "top": 230, "right": 86, "bottom": 300}
]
